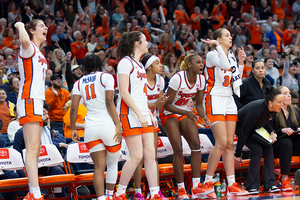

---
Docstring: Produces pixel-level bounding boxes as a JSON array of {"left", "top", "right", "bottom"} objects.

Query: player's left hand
[
  {"left": 202, "top": 116, "right": 210, "bottom": 127},
  {"left": 113, "top": 124, "right": 122, "bottom": 143}
]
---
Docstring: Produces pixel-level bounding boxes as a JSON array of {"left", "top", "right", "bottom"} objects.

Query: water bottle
[
  {"left": 214, "top": 181, "right": 222, "bottom": 197},
  {"left": 174, "top": 191, "right": 179, "bottom": 200},
  {"left": 221, "top": 179, "right": 227, "bottom": 196},
  {"left": 290, "top": 178, "right": 296, "bottom": 190},
  {"left": 240, "top": 183, "right": 246, "bottom": 190},
  {"left": 213, "top": 173, "right": 220, "bottom": 183}
]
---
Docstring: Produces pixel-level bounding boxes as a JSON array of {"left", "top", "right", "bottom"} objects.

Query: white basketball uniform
[{"left": 147, "top": 74, "right": 165, "bottom": 116}]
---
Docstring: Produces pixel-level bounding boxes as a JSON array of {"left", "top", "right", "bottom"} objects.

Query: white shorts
[
  {"left": 120, "top": 113, "right": 154, "bottom": 137},
  {"left": 17, "top": 98, "right": 43, "bottom": 126},
  {"left": 205, "top": 95, "right": 238, "bottom": 122},
  {"left": 84, "top": 125, "right": 121, "bottom": 153}
]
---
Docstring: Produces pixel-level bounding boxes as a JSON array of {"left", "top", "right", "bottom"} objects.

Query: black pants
[
  {"left": 273, "top": 136, "right": 300, "bottom": 175},
  {"left": 245, "top": 136, "right": 276, "bottom": 191}
]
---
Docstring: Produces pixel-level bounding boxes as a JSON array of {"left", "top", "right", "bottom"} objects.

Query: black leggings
[{"left": 273, "top": 137, "right": 300, "bottom": 175}]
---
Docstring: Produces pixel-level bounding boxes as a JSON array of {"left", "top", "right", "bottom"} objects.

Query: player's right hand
[
  {"left": 14, "top": 22, "right": 25, "bottom": 29},
  {"left": 72, "top": 130, "right": 80, "bottom": 142},
  {"left": 185, "top": 111, "right": 197, "bottom": 121},
  {"left": 138, "top": 114, "right": 148, "bottom": 127},
  {"left": 113, "top": 124, "right": 122, "bottom": 143}
]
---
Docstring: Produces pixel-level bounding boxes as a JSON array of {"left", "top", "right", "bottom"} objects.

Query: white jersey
[
  {"left": 163, "top": 70, "right": 205, "bottom": 116},
  {"left": 73, "top": 72, "right": 115, "bottom": 127},
  {"left": 205, "top": 46, "right": 240, "bottom": 97},
  {"left": 117, "top": 56, "right": 149, "bottom": 116},
  {"left": 147, "top": 74, "right": 165, "bottom": 114},
  {"left": 18, "top": 42, "right": 47, "bottom": 100}
]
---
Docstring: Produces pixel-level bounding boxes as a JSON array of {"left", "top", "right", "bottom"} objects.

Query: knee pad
[{"left": 106, "top": 151, "right": 120, "bottom": 184}]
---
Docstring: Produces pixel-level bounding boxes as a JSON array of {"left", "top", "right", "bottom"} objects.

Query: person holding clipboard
[
  {"left": 235, "top": 86, "right": 283, "bottom": 194},
  {"left": 272, "top": 86, "right": 300, "bottom": 191}
]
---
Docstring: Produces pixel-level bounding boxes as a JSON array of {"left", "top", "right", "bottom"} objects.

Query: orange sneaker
[
  {"left": 192, "top": 182, "right": 214, "bottom": 198},
  {"left": 178, "top": 187, "right": 189, "bottom": 200},
  {"left": 200, "top": 191, "right": 217, "bottom": 199},
  {"left": 281, "top": 179, "right": 293, "bottom": 192},
  {"left": 149, "top": 194, "right": 161, "bottom": 200},
  {"left": 227, "top": 182, "right": 249, "bottom": 196},
  {"left": 112, "top": 193, "right": 128, "bottom": 200},
  {"left": 23, "top": 192, "right": 44, "bottom": 200}
]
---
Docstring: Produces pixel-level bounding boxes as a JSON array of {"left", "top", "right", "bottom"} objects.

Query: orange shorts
[
  {"left": 120, "top": 114, "right": 154, "bottom": 137},
  {"left": 17, "top": 98, "right": 43, "bottom": 126},
  {"left": 154, "top": 126, "right": 160, "bottom": 133},
  {"left": 160, "top": 114, "right": 187, "bottom": 126}
]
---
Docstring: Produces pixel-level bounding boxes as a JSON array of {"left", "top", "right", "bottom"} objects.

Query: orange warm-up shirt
[
  {"left": 112, "top": 0, "right": 129, "bottom": 14},
  {"left": 63, "top": 104, "right": 87, "bottom": 138},
  {"left": 243, "top": 64, "right": 252, "bottom": 78},
  {"left": 3, "top": 37, "right": 13, "bottom": 48},
  {"left": 158, "top": 43, "right": 174, "bottom": 56},
  {"left": 71, "top": 42, "right": 89, "bottom": 59},
  {"left": 283, "top": 29, "right": 297, "bottom": 46},
  {"left": 190, "top": 14, "right": 202, "bottom": 30},
  {"left": 174, "top": 10, "right": 190, "bottom": 26},
  {"left": 272, "top": 0, "right": 286, "bottom": 20},
  {"left": 211, "top": 3, "right": 227, "bottom": 30},
  {"left": 45, "top": 88, "right": 70, "bottom": 122},
  {"left": 249, "top": 25, "right": 262, "bottom": 45}
]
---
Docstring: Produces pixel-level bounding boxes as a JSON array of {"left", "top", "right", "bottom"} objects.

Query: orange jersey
[
  {"left": 63, "top": 104, "right": 87, "bottom": 138},
  {"left": 242, "top": 64, "right": 252, "bottom": 78}
]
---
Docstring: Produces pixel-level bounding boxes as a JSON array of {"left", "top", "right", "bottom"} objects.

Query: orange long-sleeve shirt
[
  {"left": 102, "top": 15, "right": 110, "bottom": 35},
  {"left": 3, "top": 37, "right": 13, "bottom": 48},
  {"left": 283, "top": 29, "right": 297, "bottom": 46},
  {"left": 45, "top": 88, "right": 70, "bottom": 122},
  {"left": 63, "top": 104, "right": 87, "bottom": 138},
  {"left": 70, "top": 42, "right": 88, "bottom": 60},
  {"left": 175, "top": 10, "right": 190, "bottom": 26},
  {"left": 249, "top": 25, "right": 262, "bottom": 45},
  {"left": 272, "top": 0, "right": 286, "bottom": 20},
  {"left": 112, "top": 0, "right": 129, "bottom": 14},
  {"left": 211, "top": 3, "right": 227, "bottom": 30},
  {"left": 190, "top": 14, "right": 202, "bottom": 30}
]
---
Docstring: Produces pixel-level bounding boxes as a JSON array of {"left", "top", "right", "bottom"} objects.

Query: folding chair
[
  {"left": 0, "top": 148, "right": 28, "bottom": 200},
  {"left": 22, "top": 144, "right": 75, "bottom": 200}
]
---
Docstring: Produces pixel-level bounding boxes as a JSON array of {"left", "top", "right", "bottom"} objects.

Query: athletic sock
[
  {"left": 149, "top": 186, "right": 159, "bottom": 197},
  {"left": 135, "top": 188, "right": 142, "bottom": 195},
  {"left": 177, "top": 182, "right": 185, "bottom": 190},
  {"left": 204, "top": 174, "right": 213, "bottom": 183},
  {"left": 192, "top": 178, "right": 201, "bottom": 189},
  {"left": 116, "top": 184, "right": 127, "bottom": 196},
  {"left": 227, "top": 175, "right": 235, "bottom": 187}
]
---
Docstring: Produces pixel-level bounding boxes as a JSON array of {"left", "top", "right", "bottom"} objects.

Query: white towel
[{"left": 228, "top": 50, "right": 243, "bottom": 97}]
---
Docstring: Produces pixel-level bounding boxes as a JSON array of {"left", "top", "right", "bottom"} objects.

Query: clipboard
[{"left": 251, "top": 127, "right": 273, "bottom": 146}]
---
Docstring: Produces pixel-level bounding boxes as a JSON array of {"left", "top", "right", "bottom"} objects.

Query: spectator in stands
[
  {"left": 265, "top": 57, "right": 280, "bottom": 88},
  {"left": 71, "top": 31, "right": 88, "bottom": 65},
  {"left": 93, "top": 36, "right": 107, "bottom": 53},
  {"left": 45, "top": 74, "right": 70, "bottom": 135},
  {"left": 0, "top": 18, "right": 7, "bottom": 37},
  {"left": 283, "top": 21, "right": 297, "bottom": 46},
  {"left": 163, "top": 52, "right": 182, "bottom": 83},
  {"left": 174, "top": 4, "right": 190, "bottom": 27},
  {"left": 237, "top": 19, "right": 251, "bottom": 42},
  {"left": 265, "top": 22, "right": 283, "bottom": 53},
  {"left": 38, "top": 5, "right": 54, "bottom": 21},
  {"left": 233, "top": 25, "right": 247, "bottom": 48},
  {"left": 193, "top": 30, "right": 204, "bottom": 53},
  {"left": 63, "top": 98, "right": 86, "bottom": 139},
  {"left": 242, "top": 51, "right": 254, "bottom": 79},
  {"left": 13, "top": 102, "right": 68, "bottom": 198},
  {"left": 95, "top": 6, "right": 105, "bottom": 28},
  {"left": 22, "top": 5, "right": 36, "bottom": 24},
  {"left": 7, "top": 2, "right": 22, "bottom": 24},
  {"left": 51, "top": 23, "right": 74, "bottom": 53},
  {"left": 0, "top": 88, "right": 15, "bottom": 142},
  {"left": 211, "top": 0, "right": 227, "bottom": 31},
  {"left": 151, "top": 12, "right": 161, "bottom": 29},
  {"left": 49, "top": 48, "right": 65, "bottom": 74},
  {"left": 7, "top": 106, "right": 21, "bottom": 143},
  {"left": 0, "top": 69, "right": 19, "bottom": 95},
  {"left": 158, "top": 33, "right": 174, "bottom": 57},
  {"left": 282, "top": 51, "right": 299, "bottom": 92},
  {"left": 258, "top": 0, "right": 273, "bottom": 20},
  {"left": 257, "top": 38, "right": 270, "bottom": 60},
  {"left": 249, "top": 18, "right": 263, "bottom": 50},
  {"left": 7, "top": 77, "right": 19, "bottom": 104},
  {"left": 293, "top": 0, "right": 300, "bottom": 22},
  {"left": 4, "top": 55, "right": 16, "bottom": 72},
  {"left": 291, "top": 91, "right": 299, "bottom": 107},
  {"left": 200, "top": 10, "right": 219, "bottom": 38},
  {"left": 112, "top": 5, "right": 124, "bottom": 30},
  {"left": 270, "top": 49, "right": 283, "bottom": 74},
  {"left": 272, "top": 0, "right": 286, "bottom": 20},
  {"left": 54, "top": 10, "right": 64, "bottom": 25},
  {"left": 62, "top": 4, "right": 76, "bottom": 27},
  {"left": 272, "top": 86, "right": 300, "bottom": 191},
  {"left": 3, "top": 28, "right": 15, "bottom": 49},
  {"left": 87, "top": 34, "right": 97, "bottom": 52},
  {"left": 262, "top": 16, "right": 273, "bottom": 35},
  {"left": 65, "top": 63, "right": 82, "bottom": 92},
  {"left": 235, "top": 86, "right": 282, "bottom": 194},
  {"left": 190, "top": 7, "right": 202, "bottom": 32},
  {"left": 235, "top": 60, "right": 271, "bottom": 110},
  {"left": 226, "top": 0, "right": 241, "bottom": 21},
  {"left": 0, "top": 62, "right": 6, "bottom": 85}
]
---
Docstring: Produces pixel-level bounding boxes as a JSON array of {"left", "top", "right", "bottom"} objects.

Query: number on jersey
[{"left": 85, "top": 84, "right": 96, "bottom": 100}]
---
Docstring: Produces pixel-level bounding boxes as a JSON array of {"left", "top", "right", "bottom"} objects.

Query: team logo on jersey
[
  {"left": 157, "top": 88, "right": 160, "bottom": 92},
  {"left": 27, "top": 99, "right": 31, "bottom": 104},
  {"left": 38, "top": 55, "right": 47, "bottom": 65},
  {"left": 137, "top": 71, "right": 147, "bottom": 80}
]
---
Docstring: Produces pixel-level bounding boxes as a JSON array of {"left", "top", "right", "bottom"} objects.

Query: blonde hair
[
  {"left": 180, "top": 54, "right": 197, "bottom": 71},
  {"left": 276, "top": 86, "right": 299, "bottom": 128},
  {"left": 159, "top": 33, "right": 170, "bottom": 44},
  {"left": 52, "top": 48, "right": 63, "bottom": 67}
]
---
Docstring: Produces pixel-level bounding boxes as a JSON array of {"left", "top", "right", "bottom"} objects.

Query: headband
[{"left": 145, "top": 55, "right": 159, "bottom": 69}]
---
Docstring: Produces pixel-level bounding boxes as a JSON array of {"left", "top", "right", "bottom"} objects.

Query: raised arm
[{"left": 14, "top": 22, "right": 30, "bottom": 50}]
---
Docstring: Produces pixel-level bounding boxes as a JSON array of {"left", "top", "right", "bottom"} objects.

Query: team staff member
[
  {"left": 161, "top": 54, "right": 211, "bottom": 199},
  {"left": 71, "top": 54, "right": 122, "bottom": 200},
  {"left": 113, "top": 31, "right": 161, "bottom": 200},
  {"left": 133, "top": 54, "right": 169, "bottom": 200},
  {"left": 201, "top": 28, "right": 248, "bottom": 196},
  {"left": 15, "top": 19, "right": 48, "bottom": 200},
  {"left": 235, "top": 86, "right": 283, "bottom": 194}
]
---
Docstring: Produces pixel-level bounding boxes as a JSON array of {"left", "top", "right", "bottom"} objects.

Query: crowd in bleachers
[{"left": 1, "top": 0, "right": 300, "bottom": 199}]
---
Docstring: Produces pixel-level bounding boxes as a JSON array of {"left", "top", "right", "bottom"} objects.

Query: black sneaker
[
  {"left": 267, "top": 186, "right": 280, "bottom": 193},
  {"left": 247, "top": 189, "right": 259, "bottom": 194}
]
